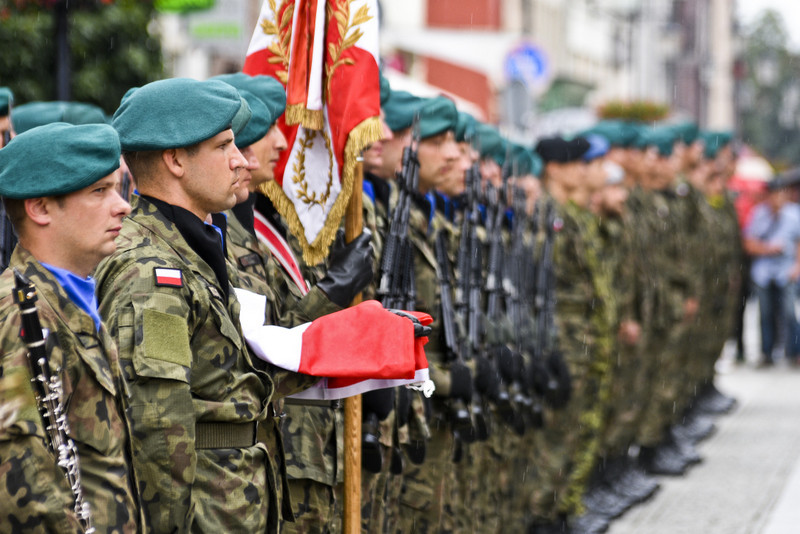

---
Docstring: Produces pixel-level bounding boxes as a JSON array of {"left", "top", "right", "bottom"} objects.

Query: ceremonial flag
[
  {"left": 235, "top": 288, "right": 432, "bottom": 399},
  {"left": 244, "top": 0, "right": 382, "bottom": 265}
]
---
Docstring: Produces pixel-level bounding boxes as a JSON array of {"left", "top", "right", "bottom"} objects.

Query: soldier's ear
[
  {"left": 162, "top": 148, "right": 186, "bottom": 179},
  {"left": 23, "top": 197, "right": 52, "bottom": 227}
]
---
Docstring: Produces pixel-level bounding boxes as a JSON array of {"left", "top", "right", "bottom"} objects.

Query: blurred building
[{"left": 158, "top": 0, "right": 736, "bottom": 137}]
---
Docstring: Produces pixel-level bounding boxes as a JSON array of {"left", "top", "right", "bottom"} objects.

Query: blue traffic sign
[{"left": 504, "top": 42, "right": 549, "bottom": 87}]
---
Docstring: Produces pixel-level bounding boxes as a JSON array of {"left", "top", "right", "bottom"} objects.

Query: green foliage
[
  {"left": 0, "top": 0, "right": 163, "bottom": 114},
  {"left": 739, "top": 9, "right": 800, "bottom": 167},
  {"left": 596, "top": 100, "right": 670, "bottom": 122}
]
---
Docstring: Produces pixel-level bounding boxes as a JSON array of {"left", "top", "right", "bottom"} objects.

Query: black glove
[
  {"left": 362, "top": 389, "right": 395, "bottom": 421},
  {"left": 388, "top": 309, "right": 432, "bottom": 338},
  {"left": 545, "top": 349, "right": 572, "bottom": 409},
  {"left": 449, "top": 361, "right": 474, "bottom": 403},
  {"left": 474, "top": 354, "right": 500, "bottom": 402},
  {"left": 317, "top": 230, "right": 374, "bottom": 308}
]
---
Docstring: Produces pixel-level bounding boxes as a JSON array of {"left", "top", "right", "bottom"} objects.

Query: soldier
[
  {"left": 96, "top": 77, "right": 428, "bottom": 534},
  {"left": 213, "top": 72, "right": 373, "bottom": 534},
  {"left": 0, "top": 122, "right": 140, "bottom": 533},
  {"left": 531, "top": 135, "right": 613, "bottom": 534},
  {"left": 0, "top": 87, "right": 15, "bottom": 270}
]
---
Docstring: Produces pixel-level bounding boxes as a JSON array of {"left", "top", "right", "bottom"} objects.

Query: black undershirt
[{"left": 142, "top": 195, "right": 230, "bottom": 298}]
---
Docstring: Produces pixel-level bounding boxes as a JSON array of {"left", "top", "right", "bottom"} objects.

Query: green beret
[
  {"left": 0, "top": 87, "right": 13, "bottom": 116},
  {"left": 383, "top": 90, "right": 425, "bottom": 132},
  {"left": 0, "top": 123, "right": 121, "bottom": 199},
  {"left": 417, "top": 96, "right": 457, "bottom": 140},
  {"left": 211, "top": 73, "right": 286, "bottom": 126},
  {"left": 113, "top": 78, "right": 251, "bottom": 151},
  {"left": 233, "top": 90, "right": 271, "bottom": 148},
  {"left": 474, "top": 123, "right": 504, "bottom": 164},
  {"left": 669, "top": 121, "right": 699, "bottom": 145},
  {"left": 12, "top": 101, "right": 107, "bottom": 134},
  {"left": 379, "top": 73, "right": 391, "bottom": 107},
  {"left": 700, "top": 130, "right": 733, "bottom": 159},
  {"left": 581, "top": 120, "right": 640, "bottom": 148},
  {"left": 455, "top": 112, "right": 477, "bottom": 143},
  {"left": 636, "top": 127, "right": 675, "bottom": 157},
  {"left": 511, "top": 143, "right": 542, "bottom": 177}
]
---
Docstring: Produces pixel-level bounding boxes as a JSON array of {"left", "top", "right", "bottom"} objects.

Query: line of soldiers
[{"left": 0, "top": 69, "right": 742, "bottom": 534}]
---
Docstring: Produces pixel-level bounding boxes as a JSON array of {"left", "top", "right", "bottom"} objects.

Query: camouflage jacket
[
  {"left": 227, "top": 204, "right": 343, "bottom": 487},
  {"left": 95, "top": 195, "right": 276, "bottom": 534},
  {"left": 0, "top": 247, "right": 139, "bottom": 534}
]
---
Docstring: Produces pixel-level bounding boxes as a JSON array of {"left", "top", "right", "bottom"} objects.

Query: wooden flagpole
[{"left": 342, "top": 159, "right": 364, "bottom": 534}]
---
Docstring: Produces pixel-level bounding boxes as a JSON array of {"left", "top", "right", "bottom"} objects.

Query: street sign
[{"left": 504, "top": 41, "right": 549, "bottom": 87}]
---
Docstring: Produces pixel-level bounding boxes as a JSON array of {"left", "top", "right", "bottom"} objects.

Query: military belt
[
  {"left": 195, "top": 422, "right": 258, "bottom": 449},
  {"left": 284, "top": 398, "right": 342, "bottom": 409}
]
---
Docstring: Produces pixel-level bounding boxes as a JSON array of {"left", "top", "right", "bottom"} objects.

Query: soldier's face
[
  {"left": 363, "top": 115, "right": 392, "bottom": 175},
  {"left": 0, "top": 116, "right": 13, "bottom": 148},
  {"left": 183, "top": 129, "right": 246, "bottom": 217},
  {"left": 379, "top": 127, "right": 410, "bottom": 180},
  {"left": 249, "top": 125, "right": 288, "bottom": 188},
  {"left": 417, "top": 130, "right": 458, "bottom": 193},
  {"left": 47, "top": 172, "right": 131, "bottom": 276},
  {"left": 234, "top": 145, "right": 257, "bottom": 203},
  {"left": 600, "top": 184, "right": 628, "bottom": 215}
]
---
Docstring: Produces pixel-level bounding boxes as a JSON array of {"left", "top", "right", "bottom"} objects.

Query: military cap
[
  {"left": 534, "top": 136, "right": 590, "bottom": 163},
  {"left": 669, "top": 120, "right": 699, "bottom": 145},
  {"left": 0, "top": 87, "right": 13, "bottom": 116},
  {"left": 700, "top": 130, "right": 733, "bottom": 159},
  {"left": 232, "top": 90, "right": 271, "bottom": 148},
  {"left": 582, "top": 120, "right": 639, "bottom": 148},
  {"left": 455, "top": 112, "right": 477, "bottom": 143},
  {"left": 11, "top": 101, "right": 108, "bottom": 134},
  {"left": 382, "top": 90, "right": 425, "bottom": 132},
  {"left": 510, "top": 143, "right": 542, "bottom": 177},
  {"left": 0, "top": 122, "right": 121, "bottom": 199},
  {"left": 417, "top": 96, "right": 458, "bottom": 139},
  {"left": 112, "top": 78, "right": 251, "bottom": 151},
  {"left": 379, "top": 73, "right": 391, "bottom": 106},
  {"left": 211, "top": 73, "right": 286, "bottom": 126},
  {"left": 582, "top": 133, "right": 610, "bottom": 162},
  {"left": 635, "top": 127, "right": 675, "bottom": 157},
  {"left": 474, "top": 123, "right": 505, "bottom": 164}
]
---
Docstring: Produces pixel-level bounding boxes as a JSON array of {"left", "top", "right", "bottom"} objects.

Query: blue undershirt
[{"left": 40, "top": 262, "right": 101, "bottom": 331}]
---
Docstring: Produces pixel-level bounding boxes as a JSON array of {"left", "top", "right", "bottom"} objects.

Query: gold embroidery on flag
[
  {"left": 291, "top": 128, "right": 335, "bottom": 208},
  {"left": 324, "top": 1, "right": 373, "bottom": 102},
  {"left": 261, "top": 0, "right": 293, "bottom": 84}
]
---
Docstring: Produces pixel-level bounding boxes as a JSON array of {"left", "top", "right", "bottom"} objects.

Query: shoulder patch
[
  {"left": 154, "top": 267, "right": 183, "bottom": 287},
  {"left": 238, "top": 253, "right": 261, "bottom": 268}
]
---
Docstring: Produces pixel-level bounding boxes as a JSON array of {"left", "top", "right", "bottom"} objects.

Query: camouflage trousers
[
  {"left": 396, "top": 415, "right": 454, "bottom": 534},
  {"left": 281, "top": 479, "right": 340, "bottom": 534}
]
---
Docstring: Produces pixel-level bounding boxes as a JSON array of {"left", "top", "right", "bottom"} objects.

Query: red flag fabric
[
  {"left": 244, "top": 0, "right": 382, "bottom": 265},
  {"left": 235, "top": 288, "right": 432, "bottom": 399}
]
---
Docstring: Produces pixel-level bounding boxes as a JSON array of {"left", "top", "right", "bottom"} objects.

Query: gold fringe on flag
[
  {"left": 260, "top": 115, "right": 384, "bottom": 265},
  {"left": 284, "top": 104, "right": 325, "bottom": 131}
]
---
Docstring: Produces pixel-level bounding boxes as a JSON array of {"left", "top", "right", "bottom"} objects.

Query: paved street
[{"left": 608, "top": 301, "right": 800, "bottom": 534}]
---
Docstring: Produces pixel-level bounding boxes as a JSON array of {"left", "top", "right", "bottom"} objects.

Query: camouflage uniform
[
  {"left": 95, "top": 195, "right": 278, "bottom": 533},
  {"left": 0, "top": 247, "right": 140, "bottom": 534},
  {"left": 226, "top": 200, "right": 345, "bottom": 534},
  {"left": 531, "top": 200, "right": 614, "bottom": 521}
]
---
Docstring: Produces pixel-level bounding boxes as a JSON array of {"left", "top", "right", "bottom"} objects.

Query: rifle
[
  {"left": 365, "top": 116, "right": 422, "bottom": 472},
  {"left": 506, "top": 183, "right": 544, "bottom": 430},
  {"left": 530, "top": 199, "right": 571, "bottom": 408},
  {"left": 13, "top": 269, "right": 95, "bottom": 533},
  {"left": 453, "top": 159, "right": 492, "bottom": 442},
  {"left": 433, "top": 229, "right": 474, "bottom": 450}
]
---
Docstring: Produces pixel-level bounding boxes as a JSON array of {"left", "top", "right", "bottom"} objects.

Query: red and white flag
[
  {"left": 235, "top": 288, "right": 432, "bottom": 399},
  {"left": 244, "top": 0, "right": 383, "bottom": 265}
]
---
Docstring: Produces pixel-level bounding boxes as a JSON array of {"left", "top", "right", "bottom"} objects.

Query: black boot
[
  {"left": 673, "top": 410, "right": 716, "bottom": 443},
  {"left": 612, "top": 454, "right": 660, "bottom": 504},
  {"left": 639, "top": 442, "right": 687, "bottom": 476},
  {"left": 694, "top": 382, "right": 737, "bottom": 414}
]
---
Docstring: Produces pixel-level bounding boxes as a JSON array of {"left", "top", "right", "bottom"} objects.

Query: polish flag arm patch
[{"left": 154, "top": 268, "right": 184, "bottom": 287}]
